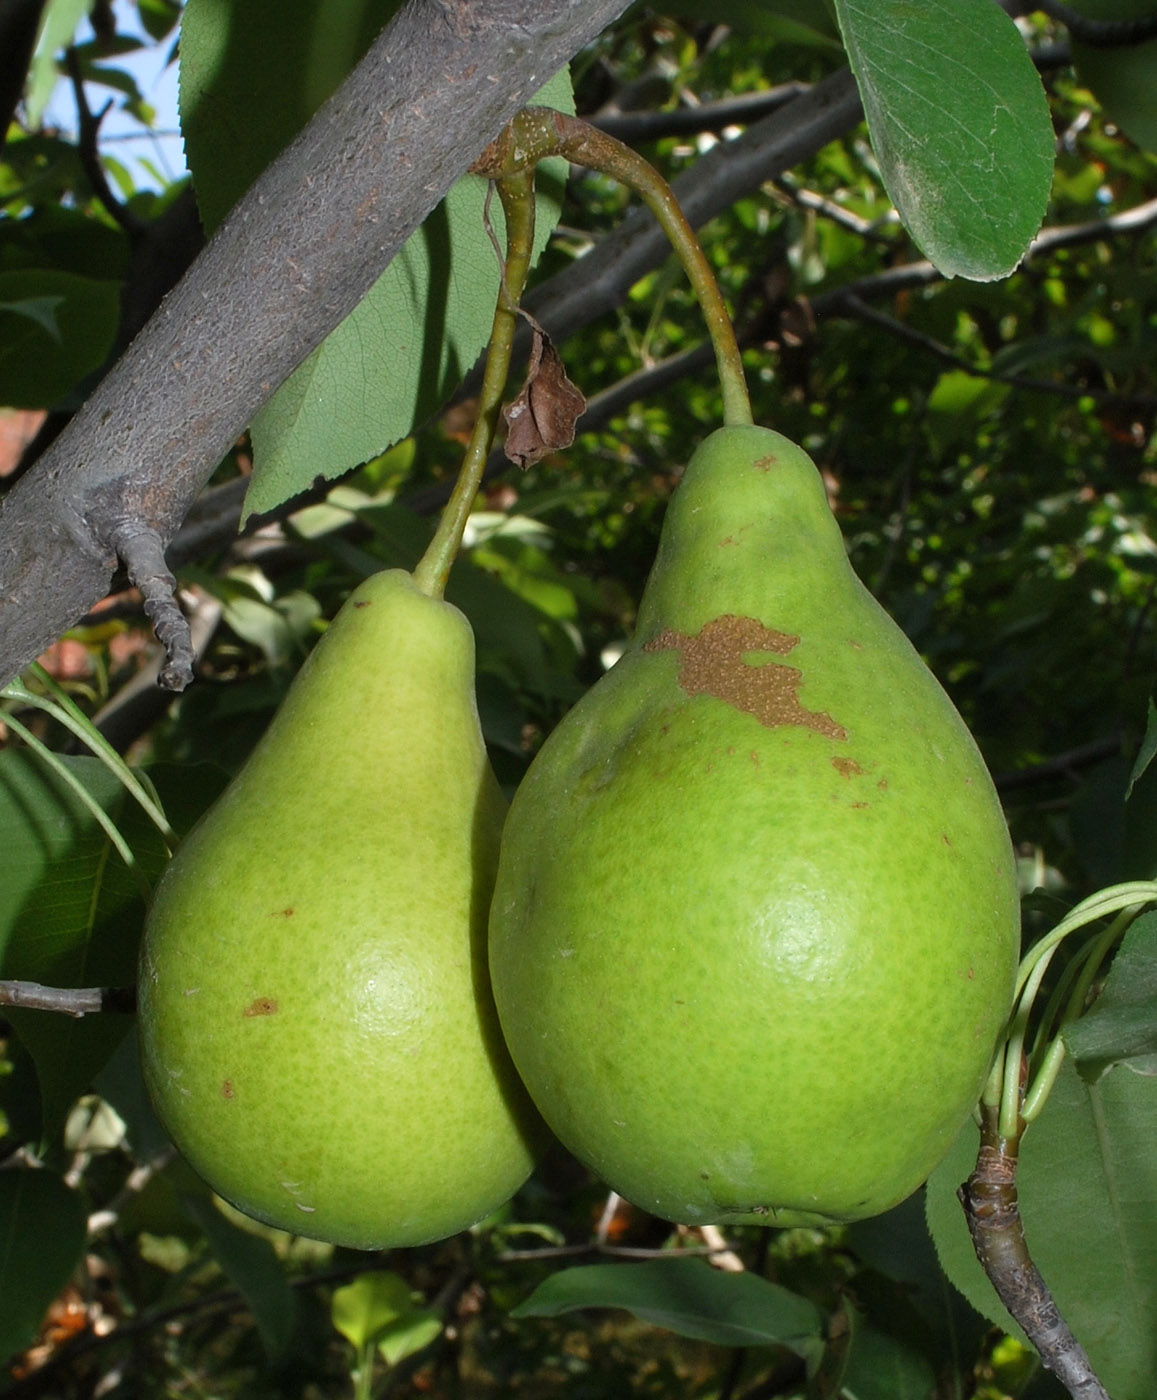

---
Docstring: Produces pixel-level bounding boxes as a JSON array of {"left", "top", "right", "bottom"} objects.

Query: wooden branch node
[
  {"left": 959, "top": 1107, "right": 1111, "bottom": 1400},
  {"left": 0, "top": 980, "right": 136, "bottom": 1017},
  {"left": 109, "top": 522, "right": 194, "bottom": 691}
]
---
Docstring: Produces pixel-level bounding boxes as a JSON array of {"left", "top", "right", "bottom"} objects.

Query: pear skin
[
  {"left": 489, "top": 426, "right": 1019, "bottom": 1228},
  {"left": 139, "top": 569, "right": 542, "bottom": 1248}
]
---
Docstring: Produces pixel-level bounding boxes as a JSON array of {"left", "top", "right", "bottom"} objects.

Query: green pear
[
  {"left": 139, "top": 569, "right": 542, "bottom": 1249},
  {"left": 488, "top": 425, "right": 1020, "bottom": 1228}
]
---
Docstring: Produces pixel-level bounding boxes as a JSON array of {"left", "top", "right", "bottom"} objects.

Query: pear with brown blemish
[
  {"left": 138, "top": 569, "right": 543, "bottom": 1249},
  {"left": 488, "top": 425, "right": 1019, "bottom": 1227}
]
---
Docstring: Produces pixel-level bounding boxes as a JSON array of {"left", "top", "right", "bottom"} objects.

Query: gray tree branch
[{"left": 0, "top": 0, "right": 631, "bottom": 689}]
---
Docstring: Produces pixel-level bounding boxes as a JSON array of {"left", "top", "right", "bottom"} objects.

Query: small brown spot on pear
[
  {"left": 243, "top": 997, "right": 279, "bottom": 1017},
  {"left": 831, "top": 757, "right": 863, "bottom": 779},
  {"left": 222, "top": 1079, "right": 235, "bottom": 1099}
]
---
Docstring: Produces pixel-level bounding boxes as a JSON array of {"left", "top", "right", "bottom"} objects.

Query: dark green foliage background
[{"left": 2, "top": 1, "right": 1157, "bottom": 1396}]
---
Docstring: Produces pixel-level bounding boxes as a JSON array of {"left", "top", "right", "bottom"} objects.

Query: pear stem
[
  {"left": 412, "top": 171, "right": 538, "bottom": 599},
  {"left": 475, "top": 108, "right": 753, "bottom": 429}
]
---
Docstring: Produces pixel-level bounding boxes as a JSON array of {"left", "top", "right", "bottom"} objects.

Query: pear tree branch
[
  {"left": 1037, "top": 0, "right": 1157, "bottom": 47},
  {"left": 0, "top": 980, "right": 136, "bottom": 1016},
  {"left": 960, "top": 1107, "right": 1111, "bottom": 1400},
  {"left": 0, "top": 0, "right": 632, "bottom": 692}
]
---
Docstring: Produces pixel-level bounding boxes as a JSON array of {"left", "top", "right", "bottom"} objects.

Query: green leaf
[
  {"left": 24, "top": 0, "right": 93, "bottom": 128},
  {"left": 0, "top": 295, "right": 65, "bottom": 338},
  {"left": 831, "top": 0, "right": 1053, "bottom": 279},
  {"left": 841, "top": 1322, "right": 937, "bottom": 1400},
  {"left": 1126, "top": 698, "right": 1157, "bottom": 798},
  {"left": 1069, "top": 1, "right": 1157, "bottom": 154},
  {"left": 184, "top": 1196, "right": 299, "bottom": 1363},
  {"left": 0, "top": 1169, "right": 88, "bottom": 1366},
  {"left": 378, "top": 1310, "right": 441, "bottom": 1367},
  {"left": 245, "top": 66, "right": 574, "bottom": 520},
  {"left": 179, "top": 0, "right": 406, "bottom": 233},
  {"left": 179, "top": 0, "right": 574, "bottom": 518},
  {"left": 510, "top": 1257, "right": 825, "bottom": 1354},
  {"left": 927, "top": 1059, "right": 1157, "bottom": 1400},
  {"left": 1063, "top": 912, "right": 1157, "bottom": 1071},
  {"left": 137, "top": 0, "right": 182, "bottom": 42},
  {"left": 332, "top": 1271, "right": 413, "bottom": 1351},
  {"left": 847, "top": 1188, "right": 988, "bottom": 1356},
  {"left": 0, "top": 750, "right": 159, "bottom": 1140},
  {"left": 0, "top": 269, "right": 119, "bottom": 407},
  {"left": 332, "top": 1271, "right": 441, "bottom": 1367}
]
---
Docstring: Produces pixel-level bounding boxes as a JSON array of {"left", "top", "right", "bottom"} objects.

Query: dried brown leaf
[{"left": 503, "top": 324, "right": 586, "bottom": 469}]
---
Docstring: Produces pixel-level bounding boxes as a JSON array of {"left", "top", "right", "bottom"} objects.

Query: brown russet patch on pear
[
  {"left": 221, "top": 1079, "right": 235, "bottom": 1100},
  {"left": 753, "top": 453, "right": 777, "bottom": 471},
  {"left": 643, "top": 615, "right": 847, "bottom": 739},
  {"left": 831, "top": 757, "right": 863, "bottom": 779},
  {"left": 243, "top": 997, "right": 279, "bottom": 1017}
]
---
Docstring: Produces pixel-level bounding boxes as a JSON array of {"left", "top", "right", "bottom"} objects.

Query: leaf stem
[
  {"left": 1021, "top": 910, "right": 1130, "bottom": 1123},
  {"left": 6, "top": 664, "right": 177, "bottom": 848},
  {"left": 988, "top": 882, "right": 1157, "bottom": 1136},
  {"left": 476, "top": 108, "right": 753, "bottom": 428},
  {"left": 412, "top": 171, "right": 538, "bottom": 598},
  {"left": 352, "top": 1342, "right": 376, "bottom": 1400}
]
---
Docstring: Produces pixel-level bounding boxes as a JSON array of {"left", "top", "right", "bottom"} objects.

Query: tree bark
[{"left": 0, "top": 0, "right": 630, "bottom": 688}]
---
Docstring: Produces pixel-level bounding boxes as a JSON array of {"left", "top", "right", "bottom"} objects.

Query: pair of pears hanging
[{"left": 139, "top": 423, "right": 1019, "bottom": 1248}]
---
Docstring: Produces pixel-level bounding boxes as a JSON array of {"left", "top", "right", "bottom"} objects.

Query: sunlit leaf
[
  {"left": 332, "top": 1271, "right": 441, "bottom": 1367},
  {"left": 24, "top": 0, "right": 92, "bottom": 128},
  {"left": 332, "top": 1272, "right": 413, "bottom": 1351}
]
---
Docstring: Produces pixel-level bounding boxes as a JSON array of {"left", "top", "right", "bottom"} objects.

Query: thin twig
[
  {"left": 87, "top": 1148, "right": 178, "bottom": 1235},
  {"left": 836, "top": 291, "right": 1157, "bottom": 408},
  {"left": 1038, "top": 0, "right": 1157, "bottom": 47},
  {"left": 994, "top": 737, "right": 1122, "bottom": 792},
  {"left": 593, "top": 83, "right": 811, "bottom": 143},
  {"left": 63, "top": 47, "right": 143, "bottom": 238},
  {"left": 773, "top": 174, "right": 901, "bottom": 245},
  {"left": 0, "top": 980, "right": 136, "bottom": 1016}
]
